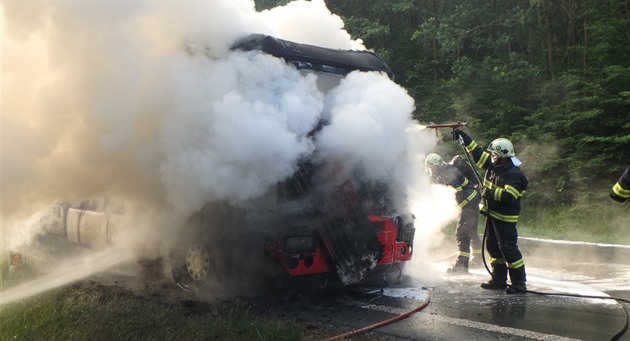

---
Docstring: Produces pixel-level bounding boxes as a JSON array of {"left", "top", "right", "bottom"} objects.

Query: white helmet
[
  {"left": 487, "top": 138, "right": 515, "bottom": 158},
  {"left": 425, "top": 153, "right": 445, "bottom": 170}
]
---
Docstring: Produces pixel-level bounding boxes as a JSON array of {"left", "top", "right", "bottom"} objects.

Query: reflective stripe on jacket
[
  {"left": 464, "top": 139, "right": 528, "bottom": 222},
  {"left": 611, "top": 166, "right": 630, "bottom": 203},
  {"left": 430, "top": 164, "right": 479, "bottom": 207}
]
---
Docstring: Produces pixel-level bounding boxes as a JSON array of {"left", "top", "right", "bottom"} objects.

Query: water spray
[{"left": 0, "top": 248, "right": 134, "bottom": 306}]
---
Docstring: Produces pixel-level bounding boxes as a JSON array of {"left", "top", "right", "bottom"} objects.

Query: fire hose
[
  {"left": 448, "top": 125, "right": 629, "bottom": 341},
  {"left": 320, "top": 289, "right": 431, "bottom": 341},
  {"left": 321, "top": 123, "right": 627, "bottom": 340}
]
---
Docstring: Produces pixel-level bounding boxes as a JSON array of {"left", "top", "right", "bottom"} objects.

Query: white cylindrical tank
[{"left": 66, "top": 209, "right": 118, "bottom": 249}]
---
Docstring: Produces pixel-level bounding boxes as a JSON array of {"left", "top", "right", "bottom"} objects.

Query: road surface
[{"left": 265, "top": 239, "right": 630, "bottom": 340}]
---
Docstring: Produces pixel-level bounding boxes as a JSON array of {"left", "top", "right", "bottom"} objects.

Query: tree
[{"left": 255, "top": 0, "right": 630, "bottom": 205}]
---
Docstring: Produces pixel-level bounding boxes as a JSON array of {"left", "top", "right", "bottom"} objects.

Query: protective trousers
[
  {"left": 456, "top": 196, "right": 482, "bottom": 259},
  {"left": 485, "top": 217, "right": 526, "bottom": 284}
]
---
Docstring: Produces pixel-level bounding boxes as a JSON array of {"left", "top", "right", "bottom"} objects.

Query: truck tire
[
  {"left": 167, "top": 201, "right": 236, "bottom": 293},
  {"left": 169, "top": 242, "right": 212, "bottom": 292}
]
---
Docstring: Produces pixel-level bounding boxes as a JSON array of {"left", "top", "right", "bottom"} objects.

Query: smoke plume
[{"left": 1, "top": 0, "right": 458, "bottom": 296}]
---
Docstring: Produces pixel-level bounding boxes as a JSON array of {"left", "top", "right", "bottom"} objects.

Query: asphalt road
[
  {"left": 268, "top": 240, "right": 630, "bottom": 341},
  {"left": 308, "top": 271, "right": 627, "bottom": 340}
]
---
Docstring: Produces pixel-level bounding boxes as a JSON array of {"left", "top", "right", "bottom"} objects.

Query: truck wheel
[{"left": 170, "top": 243, "right": 211, "bottom": 292}]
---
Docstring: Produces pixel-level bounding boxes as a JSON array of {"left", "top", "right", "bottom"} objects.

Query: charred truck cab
[
  {"left": 28, "top": 34, "right": 416, "bottom": 294},
  {"left": 169, "top": 35, "right": 415, "bottom": 291}
]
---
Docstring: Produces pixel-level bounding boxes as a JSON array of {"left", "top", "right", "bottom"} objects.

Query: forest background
[{"left": 257, "top": 0, "right": 630, "bottom": 244}]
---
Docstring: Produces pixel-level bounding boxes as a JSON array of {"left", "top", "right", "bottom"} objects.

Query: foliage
[{"left": 257, "top": 0, "right": 630, "bottom": 208}]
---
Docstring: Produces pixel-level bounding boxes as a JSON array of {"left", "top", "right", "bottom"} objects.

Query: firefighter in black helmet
[
  {"left": 425, "top": 153, "right": 482, "bottom": 274},
  {"left": 453, "top": 129, "right": 528, "bottom": 294},
  {"left": 610, "top": 166, "right": 630, "bottom": 203}
]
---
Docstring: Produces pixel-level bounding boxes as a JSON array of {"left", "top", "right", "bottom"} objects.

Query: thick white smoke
[
  {"left": 318, "top": 72, "right": 413, "bottom": 180},
  {"left": 0, "top": 0, "right": 369, "bottom": 217},
  {"left": 160, "top": 51, "right": 322, "bottom": 210},
  {"left": 1, "top": 0, "right": 458, "bottom": 293}
]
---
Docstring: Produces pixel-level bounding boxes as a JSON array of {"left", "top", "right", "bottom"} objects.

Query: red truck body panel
[{"left": 265, "top": 214, "right": 413, "bottom": 277}]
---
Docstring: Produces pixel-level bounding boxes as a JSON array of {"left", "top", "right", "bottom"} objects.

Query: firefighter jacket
[
  {"left": 610, "top": 165, "right": 630, "bottom": 203},
  {"left": 429, "top": 164, "right": 479, "bottom": 209},
  {"left": 458, "top": 132, "right": 528, "bottom": 223}
]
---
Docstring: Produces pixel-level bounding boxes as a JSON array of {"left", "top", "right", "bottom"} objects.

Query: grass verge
[
  {"left": 520, "top": 200, "right": 630, "bottom": 245},
  {"left": 0, "top": 282, "right": 305, "bottom": 341},
  {"left": 440, "top": 200, "right": 630, "bottom": 245}
]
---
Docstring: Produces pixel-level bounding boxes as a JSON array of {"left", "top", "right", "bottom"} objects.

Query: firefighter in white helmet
[
  {"left": 610, "top": 165, "right": 630, "bottom": 203},
  {"left": 453, "top": 129, "right": 529, "bottom": 294},
  {"left": 425, "top": 153, "right": 482, "bottom": 274}
]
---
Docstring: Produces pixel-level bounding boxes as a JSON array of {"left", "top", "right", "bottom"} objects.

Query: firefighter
[
  {"left": 453, "top": 129, "right": 528, "bottom": 294},
  {"left": 610, "top": 166, "right": 630, "bottom": 203},
  {"left": 425, "top": 153, "right": 482, "bottom": 274}
]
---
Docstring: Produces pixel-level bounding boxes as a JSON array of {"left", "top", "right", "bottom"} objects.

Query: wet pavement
[
  {"left": 271, "top": 247, "right": 630, "bottom": 341},
  {"left": 400, "top": 266, "right": 626, "bottom": 340}
]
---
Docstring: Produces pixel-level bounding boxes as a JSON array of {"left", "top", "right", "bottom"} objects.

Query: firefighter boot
[
  {"left": 447, "top": 256, "right": 469, "bottom": 274},
  {"left": 506, "top": 266, "right": 527, "bottom": 294},
  {"left": 480, "top": 264, "right": 508, "bottom": 290}
]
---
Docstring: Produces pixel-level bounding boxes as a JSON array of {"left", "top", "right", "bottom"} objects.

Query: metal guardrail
[
  {"left": 519, "top": 237, "right": 630, "bottom": 265},
  {"left": 435, "top": 235, "right": 630, "bottom": 266}
]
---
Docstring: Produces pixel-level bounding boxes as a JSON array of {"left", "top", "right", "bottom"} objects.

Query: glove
[
  {"left": 482, "top": 187, "right": 491, "bottom": 199},
  {"left": 481, "top": 182, "right": 494, "bottom": 199},
  {"left": 453, "top": 129, "right": 472, "bottom": 145},
  {"left": 430, "top": 174, "right": 443, "bottom": 184}
]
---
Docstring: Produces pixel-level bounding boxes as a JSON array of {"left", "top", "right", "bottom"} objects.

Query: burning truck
[{"left": 28, "top": 35, "right": 416, "bottom": 293}]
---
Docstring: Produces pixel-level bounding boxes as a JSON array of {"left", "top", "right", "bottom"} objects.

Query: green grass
[
  {"left": 519, "top": 200, "right": 630, "bottom": 245},
  {"left": 0, "top": 265, "right": 376, "bottom": 341},
  {"left": 440, "top": 200, "right": 630, "bottom": 245},
  {"left": 0, "top": 284, "right": 304, "bottom": 341}
]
